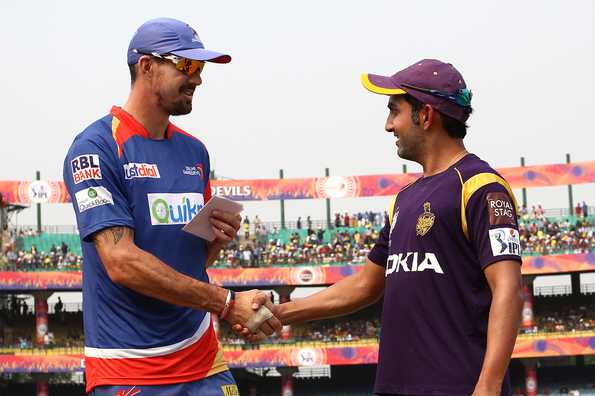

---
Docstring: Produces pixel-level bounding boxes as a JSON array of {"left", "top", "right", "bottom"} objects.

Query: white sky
[{"left": 1, "top": 0, "right": 594, "bottom": 227}]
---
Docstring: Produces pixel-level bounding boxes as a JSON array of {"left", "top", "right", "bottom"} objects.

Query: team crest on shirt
[
  {"left": 183, "top": 163, "right": 204, "bottom": 179},
  {"left": 416, "top": 202, "right": 435, "bottom": 236}
]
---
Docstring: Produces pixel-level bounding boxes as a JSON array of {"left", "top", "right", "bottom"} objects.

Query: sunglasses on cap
[
  {"left": 401, "top": 83, "right": 472, "bottom": 109},
  {"left": 134, "top": 50, "right": 205, "bottom": 76}
]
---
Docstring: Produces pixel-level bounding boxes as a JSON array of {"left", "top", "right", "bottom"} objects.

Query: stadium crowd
[
  {"left": 520, "top": 298, "right": 595, "bottom": 335},
  {"left": 0, "top": 206, "right": 593, "bottom": 271},
  {"left": 218, "top": 317, "right": 382, "bottom": 347},
  {"left": 1, "top": 295, "right": 593, "bottom": 351},
  {"left": 214, "top": 227, "right": 379, "bottom": 267},
  {"left": 214, "top": 210, "right": 594, "bottom": 268},
  {"left": 0, "top": 245, "right": 82, "bottom": 271},
  {"left": 518, "top": 204, "right": 594, "bottom": 255},
  {"left": 0, "top": 301, "right": 84, "bottom": 350}
]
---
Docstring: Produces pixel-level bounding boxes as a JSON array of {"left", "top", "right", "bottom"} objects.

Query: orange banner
[
  {"left": 0, "top": 253, "right": 592, "bottom": 291},
  {"left": 512, "top": 335, "right": 595, "bottom": 358},
  {"left": 1, "top": 161, "right": 594, "bottom": 204},
  {"left": 0, "top": 335, "right": 593, "bottom": 372},
  {"left": 522, "top": 253, "right": 595, "bottom": 275}
]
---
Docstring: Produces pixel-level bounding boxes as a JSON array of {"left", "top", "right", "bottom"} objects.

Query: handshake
[{"left": 219, "top": 289, "right": 283, "bottom": 341}]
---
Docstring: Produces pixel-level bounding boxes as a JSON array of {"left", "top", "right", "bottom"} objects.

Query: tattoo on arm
[
  {"left": 111, "top": 227, "right": 125, "bottom": 245},
  {"left": 93, "top": 227, "right": 132, "bottom": 248}
]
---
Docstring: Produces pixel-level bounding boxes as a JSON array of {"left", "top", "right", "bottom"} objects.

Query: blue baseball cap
[{"left": 127, "top": 18, "right": 231, "bottom": 65}]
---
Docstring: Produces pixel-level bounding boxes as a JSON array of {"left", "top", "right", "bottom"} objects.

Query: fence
[
  {"left": 13, "top": 206, "right": 594, "bottom": 236},
  {"left": 533, "top": 284, "right": 573, "bottom": 296}
]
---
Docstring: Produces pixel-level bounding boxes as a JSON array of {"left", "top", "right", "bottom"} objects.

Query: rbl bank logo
[{"left": 71, "top": 154, "right": 102, "bottom": 184}]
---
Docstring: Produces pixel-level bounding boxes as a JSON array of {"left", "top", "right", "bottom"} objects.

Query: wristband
[{"left": 219, "top": 290, "right": 235, "bottom": 320}]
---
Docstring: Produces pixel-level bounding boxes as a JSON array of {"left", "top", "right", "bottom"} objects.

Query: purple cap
[
  {"left": 127, "top": 18, "right": 231, "bottom": 65},
  {"left": 361, "top": 59, "right": 472, "bottom": 123}
]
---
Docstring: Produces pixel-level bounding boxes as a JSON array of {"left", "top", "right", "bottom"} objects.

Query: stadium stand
[
  {"left": 1, "top": 206, "right": 594, "bottom": 396},
  {"left": 1, "top": 209, "right": 592, "bottom": 271}
]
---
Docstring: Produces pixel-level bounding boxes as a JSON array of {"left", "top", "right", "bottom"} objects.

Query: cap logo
[{"left": 187, "top": 25, "right": 201, "bottom": 43}]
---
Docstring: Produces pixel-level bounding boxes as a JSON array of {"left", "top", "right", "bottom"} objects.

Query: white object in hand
[
  {"left": 182, "top": 196, "right": 243, "bottom": 242},
  {"left": 245, "top": 306, "right": 274, "bottom": 332}
]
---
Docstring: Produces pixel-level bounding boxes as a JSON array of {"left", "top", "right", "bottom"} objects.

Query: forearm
[
  {"left": 109, "top": 245, "right": 228, "bottom": 314},
  {"left": 476, "top": 286, "right": 523, "bottom": 391},
  {"left": 277, "top": 263, "right": 384, "bottom": 324}
]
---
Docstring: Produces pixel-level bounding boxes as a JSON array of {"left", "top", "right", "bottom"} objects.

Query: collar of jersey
[{"left": 110, "top": 106, "right": 174, "bottom": 140}]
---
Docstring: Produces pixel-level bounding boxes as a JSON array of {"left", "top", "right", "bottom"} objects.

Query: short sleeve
[
  {"left": 368, "top": 221, "right": 390, "bottom": 267},
  {"left": 63, "top": 137, "right": 134, "bottom": 242},
  {"left": 203, "top": 150, "right": 212, "bottom": 203},
  {"left": 466, "top": 182, "right": 522, "bottom": 269}
]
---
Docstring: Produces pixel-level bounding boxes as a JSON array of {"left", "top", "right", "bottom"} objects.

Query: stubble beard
[
  {"left": 157, "top": 87, "right": 193, "bottom": 116},
  {"left": 161, "top": 97, "right": 192, "bottom": 116},
  {"left": 397, "top": 129, "right": 425, "bottom": 162}
]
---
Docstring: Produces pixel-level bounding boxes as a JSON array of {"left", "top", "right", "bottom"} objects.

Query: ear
[
  {"left": 137, "top": 56, "right": 154, "bottom": 80},
  {"left": 421, "top": 104, "right": 435, "bottom": 130}
]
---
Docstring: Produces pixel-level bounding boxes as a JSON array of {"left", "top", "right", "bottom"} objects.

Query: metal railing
[
  {"left": 14, "top": 224, "right": 79, "bottom": 234},
  {"left": 12, "top": 206, "right": 594, "bottom": 235},
  {"left": 533, "top": 284, "right": 573, "bottom": 296},
  {"left": 580, "top": 283, "right": 595, "bottom": 294}
]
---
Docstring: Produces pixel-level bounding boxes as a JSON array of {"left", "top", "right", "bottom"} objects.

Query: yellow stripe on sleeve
[
  {"left": 458, "top": 171, "right": 519, "bottom": 239},
  {"left": 388, "top": 193, "right": 399, "bottom": 227}
]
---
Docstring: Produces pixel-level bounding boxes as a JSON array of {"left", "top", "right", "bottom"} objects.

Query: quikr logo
[{"left": 147, "top": 193, "right": 204, "bottom": 225}]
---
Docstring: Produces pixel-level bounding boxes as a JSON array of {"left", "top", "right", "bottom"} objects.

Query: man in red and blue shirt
[{"left": 64, "top": 18, "right": 281, "bottom": 395}]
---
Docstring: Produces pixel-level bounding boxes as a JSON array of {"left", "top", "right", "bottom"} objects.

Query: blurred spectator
[
  {"left": 61, "top": 241, "right": 68, "bottom": 256},
  {"left": 583, "top": 201, "right": 589, "bottom": 218},
  {"left": 297, "top": 217, "right": 302, "bottom": 230},
  {"left": 575, "top": 203, "right": 582, "bottom": 218},
  {"left": 1, "top": 208, "right": 593, "bottom": 271},
  {"left": 0, "top": 245, "right": 82, "bottom": 272},
  {"left": 55, "top": 297, "right": 63, "bottom": 313},
  {"left": 518, "top": 217, "right": 594, "bottom": 255},
  {"left": 215, "top": 227, "right": 378, "bottom": 268},
  {"left": 243, "top": 216, "right": 250, "bottom": 239},
  {"left": 520, "top": 298, "right": 595, "bottom": 335}
]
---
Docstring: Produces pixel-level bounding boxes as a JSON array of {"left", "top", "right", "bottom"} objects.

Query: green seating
[
  {"left": 266, "top": 226, "right": 381, "bottom": 245},
  {"left": 21, "top": 234, "right": 82, "bottom": 256}
]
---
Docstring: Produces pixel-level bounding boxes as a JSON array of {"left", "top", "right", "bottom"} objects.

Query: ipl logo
[{"left": 27, "top": 181, "right": 51, "bottom": 204}]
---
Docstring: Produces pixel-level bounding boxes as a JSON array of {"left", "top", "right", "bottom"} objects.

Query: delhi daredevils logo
[{"left": 314, "top": 176, "right": 358, "bottom": 199}]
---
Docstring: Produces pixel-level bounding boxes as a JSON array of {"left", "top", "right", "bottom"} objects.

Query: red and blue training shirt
[{"left": 63, "top": 106, "right": 227, "bottom": 392}]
